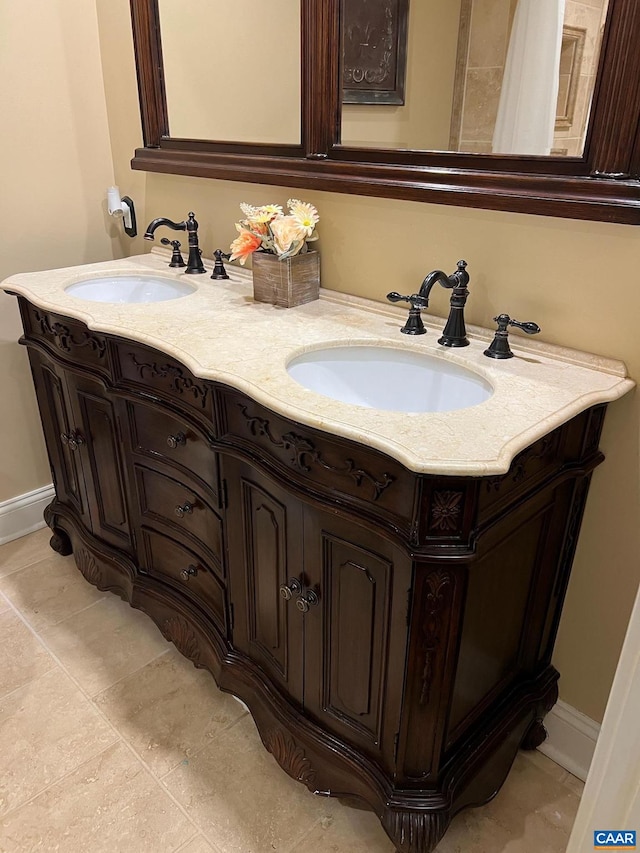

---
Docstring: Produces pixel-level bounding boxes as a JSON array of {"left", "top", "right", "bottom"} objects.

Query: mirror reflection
[
  {"left": 340, "top": 0, "right": 609, "bottom": 157},
  {"left": 158, "top": 0, "right": 301, "bottom": 144}
]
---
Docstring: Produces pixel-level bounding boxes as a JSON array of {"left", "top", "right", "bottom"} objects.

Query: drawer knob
[
  {"left": 60, "top": 430, "right": 85, "bottom": 452},
  {"left": 279, "top": 578, "right": 302, "bottom": 601},
  {"left": 296, "top": 590, "right": 319, "bottom": 613},
  {"left": 167, "top": 432, "right": 186, "bottom": 449},
  {"left": 180, "top": 565, "right": 198, "bottom": 581},
  {"left": 175, "top": 502, "right": 194, "bottom": 518}
]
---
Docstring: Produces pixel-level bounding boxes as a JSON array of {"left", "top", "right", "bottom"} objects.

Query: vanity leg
[
  {"left": 521, "top": 719, "right": 549, "bottom": 750},
  {"left": 44, "top": 504, "right": 73, "bottom": 556},
  {"left": 381, "top": 809, "right": 449, "bottom": 853},
  {"left": 520, "top": 678, "right": 558, "bottom": 750}
]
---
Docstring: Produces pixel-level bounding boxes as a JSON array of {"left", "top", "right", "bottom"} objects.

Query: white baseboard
[
  {"left": 539, "top": 699, "right": 601, "bottom": 781},
  {"left": 0, "top": 484, "right": 55, "bottom": 545}
]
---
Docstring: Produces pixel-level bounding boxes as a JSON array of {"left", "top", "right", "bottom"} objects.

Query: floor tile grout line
[
  {"left": 0, "top": 739, "right": 123, "bottom": 823},
  {"left": 4, "top": 590, "right": 109, "bottom": 635},
  {"left": 0, "top": 536, "right": 68, "bottom": 579},
  {"left": 87, "top": 647, "right": 173, "bottom": 700},
  {"left": 170, "top": 831, "right": 208, "bottom": 853},
  {"left": 0, "top": 590, "right": 205, "bottom": 840},
  {"left": 0, "top": 658, "right": 65, "bottom": 705},
  {"left": 156, "top": 709, "right": 250, "bottom": 783},
  {"left": 0, "top": 550, "right": 74, "bottom": 581},
  {"left": 172, "top": 832, "right": 223, "bottom": 853},
  {"left": 281, "top": 814, "right": 331, "bottom": 853}
]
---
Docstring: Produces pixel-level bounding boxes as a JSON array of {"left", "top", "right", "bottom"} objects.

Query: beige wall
[
  {"left": 0, "top": 0, "right": 128, "bottom": 504},
  {"left": 158, "top": 0, "right": 301, "bottom": 144},
  {"left": 2, "top": 0, "right": 637, "bottom": 726},
  {"left": 342, "top": 0, "right": 462, "bottom": 150}
]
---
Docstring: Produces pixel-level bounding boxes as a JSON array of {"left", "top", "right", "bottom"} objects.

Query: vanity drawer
[
  {"left": 218, "top": 388, "right": 416, "bottom": 535},
  {"left": 141, "top": 528, "right": 227, "bottom": 635},
  {"left": 126, "top": 399, "right": 219, "bottom": 500},
  {"left": 113, "top": 340, "right": 215, "bottom": 428},
  {"left": 19, "top": 301, "right": 109, "bottom": 376},
  {"left": 134, "top": 465, "right": 224, "bottom": 572}
]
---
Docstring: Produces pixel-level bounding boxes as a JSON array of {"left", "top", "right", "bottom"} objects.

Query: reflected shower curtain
[{"left": 492, "top": 0, "right": 566, "bottom": 155}]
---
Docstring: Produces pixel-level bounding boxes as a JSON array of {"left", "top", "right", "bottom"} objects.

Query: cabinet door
[
  {"left": 65, "top": 371, "right": 133, "bottom": 552},
  {"left": 27, "top": 350, "right": 89, "bottom": 525},
  {"left": 225, "top": 458, "right": 304, "bottom": 705},
  {"left": 303, "top": 510, "right": 412, "bottom": 772}
]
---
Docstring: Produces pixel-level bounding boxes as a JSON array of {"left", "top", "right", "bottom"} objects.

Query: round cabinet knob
[
  {"left": 60, "top": 430, "right": 84, "bottom": 451},
  {"left": 180, "top": 565, "right": 198, "bottom": 581},
  {"left": 279, "top": 578, "right": 302, "bottom": 601},
  {"left": 175, "top": 501, "right": 194, "bottom": 518},
  {"left": 167, "top": 432, "right": 186, "bottom": 449},
  {"left": 295, "top": 590, "right": 319, "bottom": 613}
]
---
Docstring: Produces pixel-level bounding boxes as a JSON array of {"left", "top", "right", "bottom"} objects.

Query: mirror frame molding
[{"left": 130, "top": 0, "right": 640, "bottom": 224}]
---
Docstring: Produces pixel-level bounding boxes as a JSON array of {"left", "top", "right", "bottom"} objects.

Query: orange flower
[{"left": 229, "top": 228, "right": 262, "bottom": 265}]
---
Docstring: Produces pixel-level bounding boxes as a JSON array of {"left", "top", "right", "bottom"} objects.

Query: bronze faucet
[
  {"left": 387, "top": 260, "right": 470, "bottom": 346},
  {"left": 144, "top": 212, "right": 206, "bottom": 274}
]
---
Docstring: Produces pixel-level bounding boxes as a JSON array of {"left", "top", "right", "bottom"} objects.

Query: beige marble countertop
[{"left": 2, "top": 250, "right": 634, "bottom": 476}]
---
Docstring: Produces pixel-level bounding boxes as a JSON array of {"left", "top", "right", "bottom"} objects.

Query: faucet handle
[
  {"left": 387, "top": 292, "right": 429, "bottom": 335},
  {"left": 160, "top": 238, "right": 186, "bottom": 268},
  {"left": 211, "top": 249, "right": 230, "bottom": 280},
  {"left": 484, "top": 313, "right": 541, "bottom": 359}
]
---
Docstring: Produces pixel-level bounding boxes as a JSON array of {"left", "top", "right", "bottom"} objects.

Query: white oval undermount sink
[
  {"left": 287, "top": 346, "right": 493, "bottom": 413},
  {"left": 65, "top": 275, "right": 197, "bottom": 304}
]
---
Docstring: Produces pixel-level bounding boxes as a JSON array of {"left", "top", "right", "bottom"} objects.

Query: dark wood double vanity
[{"left": 11, "top": 287, "right": 617, "bottom": 852}]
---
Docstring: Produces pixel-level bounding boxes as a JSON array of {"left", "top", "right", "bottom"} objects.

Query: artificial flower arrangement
[{"left": 229, "top": 199, "right": 320, "bottom": 265}]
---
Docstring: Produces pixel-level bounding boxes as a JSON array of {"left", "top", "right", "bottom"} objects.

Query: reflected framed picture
[{"left": 342, "top": 0, "right": 410, "bottom": 105}]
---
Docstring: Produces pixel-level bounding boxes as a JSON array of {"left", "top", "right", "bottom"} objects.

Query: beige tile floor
[{"left": 0, "top": 529, "right": 584, "bottom": 853}]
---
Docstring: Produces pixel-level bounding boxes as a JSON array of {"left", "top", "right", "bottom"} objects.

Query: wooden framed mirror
[{"left": 130, "top": 0, "right": 640, "bottom": 224}]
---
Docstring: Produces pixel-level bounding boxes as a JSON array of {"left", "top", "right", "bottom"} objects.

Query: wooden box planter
[{"left": 252, "top": 251, "right": 320, "bottom": 308}]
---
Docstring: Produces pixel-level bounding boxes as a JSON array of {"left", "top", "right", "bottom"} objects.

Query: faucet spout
[
  {"left": 143, "top": 217, "right": 186, "bottom": 240},
  {"left": 418, "top": 261, "right": 469, "bottom": 306}
]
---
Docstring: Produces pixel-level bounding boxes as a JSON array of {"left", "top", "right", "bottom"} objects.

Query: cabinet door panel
[
  {"left": 304, "top": 512, "right": 411, "bottom": 770},
  {"left": 225, "top": 459, "right": 304, "bottom": 705},
  {"left": 68, "top": 374, "right": 132, "bottom": 551},
  {"left": 27, "top": 351, "right": 86, "bottom": 520}
]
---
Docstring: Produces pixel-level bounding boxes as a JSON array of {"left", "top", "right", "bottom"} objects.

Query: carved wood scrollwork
[
  {"left": 128, "top": 354, "right": 209, "bottom": 408},
  {"left": 266, "top": 729, "right": 317, "bottom": 788},
  {"left": 419, "top": 570, "right": 452, "bottom": 706},
  {"left": 238, "top": 405, "right": 395, "bottom": 501},
  {"left": 381, "top": 808, "right": 449, "bottom": 853},
  {"left": 76, "top": 548, "right": 103, "bottom": 587},
  {"left": 33, "top": 311, "right": 106, "bottom": 358},
  {"left": 161, "top": 616, "right": 202, "bottom": 664},
  {"left": 485, "top": 431, "right": 561, "bottom": 493}
]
